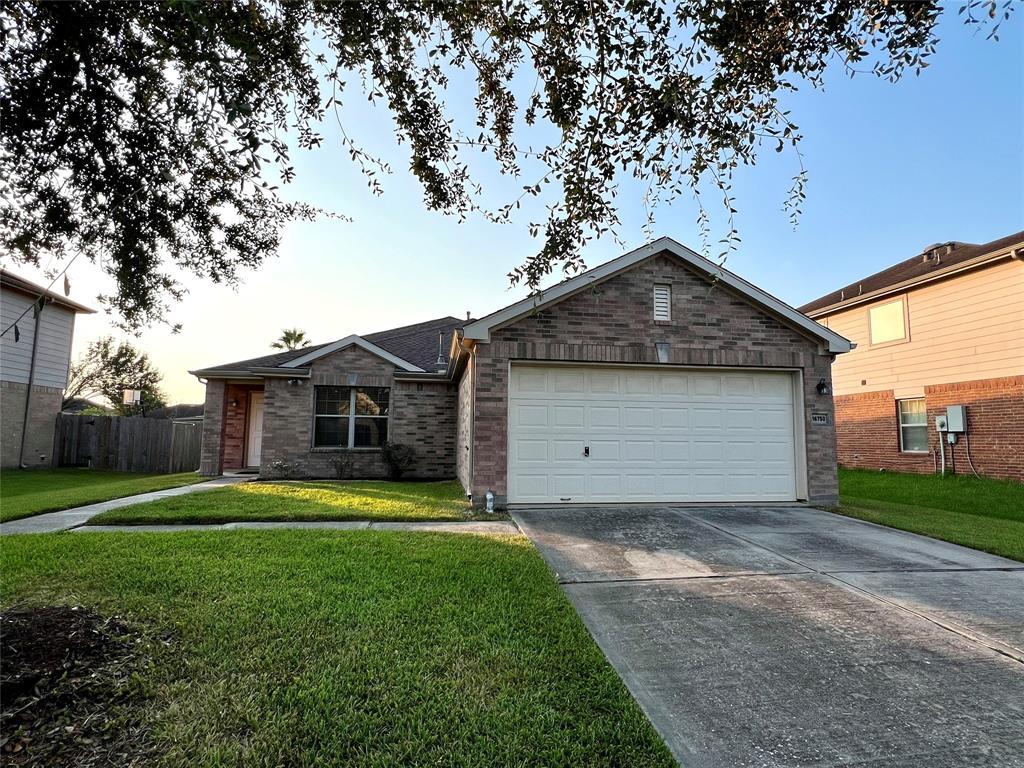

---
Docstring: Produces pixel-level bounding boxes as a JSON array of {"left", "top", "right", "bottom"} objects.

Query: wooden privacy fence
[{"left": 54, "top": 414, "right": 202, "bottom": 473}]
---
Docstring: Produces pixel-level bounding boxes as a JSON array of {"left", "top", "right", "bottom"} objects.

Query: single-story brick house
[{"left": 192, "top": 238, "right": 852, "bottom": 508}]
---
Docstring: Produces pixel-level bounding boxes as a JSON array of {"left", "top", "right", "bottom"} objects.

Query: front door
[{"left": 246, "top": 392, "right": 265, "bottom": 468}]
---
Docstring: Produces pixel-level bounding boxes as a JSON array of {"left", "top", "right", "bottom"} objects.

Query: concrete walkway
[
  {"left": 515, "top": 505, "right": 1024, "bottom": 768},
  {"left": 72, "top": 520, "right": 519, "bottom": 535},
  {"left": 0, "top": 475, "right": 250, "bottom": 535}
]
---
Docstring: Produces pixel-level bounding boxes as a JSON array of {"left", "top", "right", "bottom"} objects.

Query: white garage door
[{"left": 508, "top": 365, "right": 799, "bottom": 504}]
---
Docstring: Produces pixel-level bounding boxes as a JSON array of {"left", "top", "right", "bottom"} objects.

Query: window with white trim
[
  {"left": 869, "top": 298, "right": 907, "bottom": 345},
  {"left": 653, "top": 284, "right": 671, "bottom": 321},
  {"left": 897, "top": 398, "right": 928, "bottom": 453},
  {"left": 313, "top": 386, "right": 389, "bottom": 448}
]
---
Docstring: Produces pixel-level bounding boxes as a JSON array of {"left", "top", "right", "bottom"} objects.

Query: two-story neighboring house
[
  {"left": 1, "top": 270, "right": 95, "bottom": 468},
  {"left": 799, "top": 231, "right": 1023, "bottom": 482}
]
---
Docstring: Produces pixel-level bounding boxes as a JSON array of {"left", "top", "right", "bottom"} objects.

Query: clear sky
[{"left": 6, "top": 11, "right": 1022, "bottom": 405}]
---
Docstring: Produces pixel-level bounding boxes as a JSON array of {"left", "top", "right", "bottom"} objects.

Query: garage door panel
[
  {"left": 659, "top": 407, "right": 689, "bottom": 428},
  {"left": 508, "top": 366, "right": 798, "bottom": 504},
  {"left": 589, "top": 474, "right": 623, "bottom": 497},
  {"left": 515, "top": 404, "right": 548, "bottom": 427},
  {"left": 692, "top": 408, "right": 722, "bottom": 429},
  {"left": 623, "top": 440, "right": 656, "bottom": 462},
  {"left": 625, "top": 373, "right": 655, "bottom": 394},
  {"left": 551, "top": 475, "right": 586, "bottom": 497},
  {"left": 624, "top": 407, "right": 656, "bottom": 428},
  {"left": 514, "top": 439, "right": 549, "bottom": 462},
  {"left": 659, "top": 441, "right": 690, "bottom": 462},
  {"left": 552, "top": 440, "right": 586, "bottom": 462},
  {"left": 589, "top": 406, "right": 620, "bottom": 428},
  {"left": 553, "top": 405, "right": 585, "bottom": 428},
  {"left": 552, "top": 372, "right": 586, "bottom": 393}
]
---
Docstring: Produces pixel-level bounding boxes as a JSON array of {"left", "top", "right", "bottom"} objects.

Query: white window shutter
[{"left": 653, "top": 284, "right": 671, "bottom": 321}]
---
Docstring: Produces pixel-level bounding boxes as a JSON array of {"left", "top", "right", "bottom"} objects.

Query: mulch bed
[{"left": 1, "top": 605, "right": 152, "bottom": 766}]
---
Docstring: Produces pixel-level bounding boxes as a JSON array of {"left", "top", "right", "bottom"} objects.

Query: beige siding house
[
  {"left": 800, "top": 231, "right": 1023, "bottom": 481},
  {"left": 1, "top": 270, "right": 94, "bottom": 467}
]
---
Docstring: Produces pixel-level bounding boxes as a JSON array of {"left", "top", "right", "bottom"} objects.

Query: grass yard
[
  {"left": 1, "top": 530, "right": 674, "bottom": 767},
  {"left": 0, "top": 469, "right": 202, "bottom": 523},
  {"left": 837, "top": 468, "right": 1024, "bottom": 562},
  {"left": 90, "top": 479, "right": 474, "bottom": 525}
]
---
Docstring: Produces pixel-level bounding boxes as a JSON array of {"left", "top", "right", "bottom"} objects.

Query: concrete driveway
[{"left": 513, "top": 506, "right": 1024, "bottom": 768}]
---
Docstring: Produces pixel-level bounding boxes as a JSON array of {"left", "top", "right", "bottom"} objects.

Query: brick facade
[
  {"left": 465, "top": 253, "right": 839, "bottom": 507},
  {"left": 835, "top": 375, "right": 1023, "bottom": 481},
  {"left": 247, "top": 345, "right": 456, "bottom": 480},
  {"left": 0, "top": 380, "right": 62, "bottom": 468},
  {"left": 198, "top": 379, "right": 226, "bottom": 475}
]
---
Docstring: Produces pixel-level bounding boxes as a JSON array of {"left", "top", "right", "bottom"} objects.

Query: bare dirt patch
[{"left": 1, "top": 605, "right": 152, "bottom": 767}]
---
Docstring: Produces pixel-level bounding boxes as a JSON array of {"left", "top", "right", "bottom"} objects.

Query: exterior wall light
[
  {"left": 816, "top": 378, "right": 830, "bottom": 396},
  {"left": 655, "top": 342, "right": 671, "bottom": 364}
]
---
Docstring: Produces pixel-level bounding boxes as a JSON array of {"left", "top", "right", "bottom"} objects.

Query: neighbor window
[
  {"left": 869, "top": 298, "right": 907, "bottom": 345},
  {"left": 898, "top": 398, "right": 928, "bottom": 453},
  {"left": 313, "top": 386, "right": 389, "bottom": 448},
  {"left": 653, "top": 284, "right": 671, "bottom": 321}
]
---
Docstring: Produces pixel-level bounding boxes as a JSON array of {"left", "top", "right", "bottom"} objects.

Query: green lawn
[
  {"left": 0, "top": 469, "right": 202, "bottom": 523},
  {"left": 90, "top": 479, "right": 474, "bottom": 525},
  {"left": 1, "top": 530, "right": 673, "bottom": 767},
  {"left": 837, "top": 468, "right": 1024, "bottom": 562}
]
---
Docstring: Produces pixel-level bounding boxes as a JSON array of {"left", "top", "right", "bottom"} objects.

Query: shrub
[{"left": 381, "top": 443, "right": 416, "bottom": 480}]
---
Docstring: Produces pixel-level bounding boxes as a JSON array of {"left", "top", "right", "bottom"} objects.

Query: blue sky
[{"left": 37, "top": 11, "right": 1024, "bottom": 403}]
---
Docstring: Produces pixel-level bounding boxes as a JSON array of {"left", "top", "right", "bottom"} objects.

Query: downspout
[{"left": 18, "top": 299, "right": 46, "bottom": 468}]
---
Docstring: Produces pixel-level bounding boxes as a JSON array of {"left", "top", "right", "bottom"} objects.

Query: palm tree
[{"left": 272, "top": 328, "right": 310, "bottom": 351}]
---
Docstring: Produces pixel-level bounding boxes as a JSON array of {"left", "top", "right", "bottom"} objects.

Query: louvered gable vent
[{"left": 653, "top": 284, "right": 671, "bottom": 321}]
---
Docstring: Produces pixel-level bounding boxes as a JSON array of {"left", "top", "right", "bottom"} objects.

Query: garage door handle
[{"left": 583, "top": 446, "right": 590, "bottom": 457}]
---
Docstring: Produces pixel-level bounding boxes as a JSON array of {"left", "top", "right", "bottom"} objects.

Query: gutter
[
  {"left": 18, "top": 298, "right": 46, "bottom": 468},
  {"left": 805, "top": 245, "right": 1021, "bottom": 319}
]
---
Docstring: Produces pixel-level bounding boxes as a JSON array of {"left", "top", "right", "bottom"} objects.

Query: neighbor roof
[
  {"left": 799, "top": 231, "right": 1024, "bottom": 317},
  {"left": 1, "top": 269, "right": 96, "bottom": 314},
  {"left": 190, "top": 317, "right": 464, "bottom": 378},
  {"left": 463, "top": 236, "right": 852, "bottom": 354}
]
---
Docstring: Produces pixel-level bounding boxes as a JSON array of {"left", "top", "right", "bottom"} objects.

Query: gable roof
[
  {"left": 799, "top": 231, "right": 1024, "bottom": 317},
  {"left": 463, "top": 237, "right": 852, "bottom": 354},
  {"left": 189, "top": 317, "right": 465, "bottom": 378},
  {"left": 283, "top": 334, "right": 425, "bottom": 371},
  {"left": 365, "top": 316, "right": 465, "bottom": 371},
  {"left": 1, "top": 269, "right": 96, "bottom": 314}
]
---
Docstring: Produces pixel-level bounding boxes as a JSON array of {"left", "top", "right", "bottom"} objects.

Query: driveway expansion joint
[{"left": 670, "top": 506, "right": 1024, "bottom": 665}]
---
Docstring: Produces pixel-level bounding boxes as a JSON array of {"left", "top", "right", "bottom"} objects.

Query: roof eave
[{"left": 804, "top": 244, "right": 1022, "bottom": 319}]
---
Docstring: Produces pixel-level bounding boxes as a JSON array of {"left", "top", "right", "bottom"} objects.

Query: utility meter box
[
  {"left": 945, "top": 405, "right": 967, "bottom": 433},
  {"left": 935, "top": 414, "right": 947, "bottom": 431}
]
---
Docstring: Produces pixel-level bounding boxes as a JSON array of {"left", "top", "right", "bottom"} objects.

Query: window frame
[
  {"left": 897, "top": 398, "right": 928, "bottom": 454},
  {"left": 868, "top": 296, "right": 909, "bottom": 347},
  {"left": 312, "top": 385, "right": 390, "bottom": 450}
]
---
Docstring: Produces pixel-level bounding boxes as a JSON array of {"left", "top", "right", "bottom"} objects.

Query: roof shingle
[
  {"left": 193, "top": 317, "right": 466, "bottom": 375},
  {"left": 799, "top": 231, "right": 1023, "bottom": 316}
]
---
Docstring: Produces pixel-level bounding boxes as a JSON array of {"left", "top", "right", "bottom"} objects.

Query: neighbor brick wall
[
  {"left": 198, "top": 379, "right": 225, "bottom": 475},
  {"left": 258, "top": 345, "right": 457, "bottom": 480},
  {"left": 835, "top": 376, "right": 1023, "bottom": 482},
  {"left": 470, "top": 252, "right": 840, "bottom": 507},
  {"left": 0, "top": 381, "right": 62, "bottom": 468}
]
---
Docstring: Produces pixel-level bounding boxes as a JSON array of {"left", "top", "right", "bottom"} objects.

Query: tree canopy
[
  {"left": 0, "top": 0, "right": 1012, "bottom": 329},
  {"left": 64, "top": 336, "right": 167, "bottom": 416},
  {"left": 272, "top": 328, "right": 311, "bottom": 351}
]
